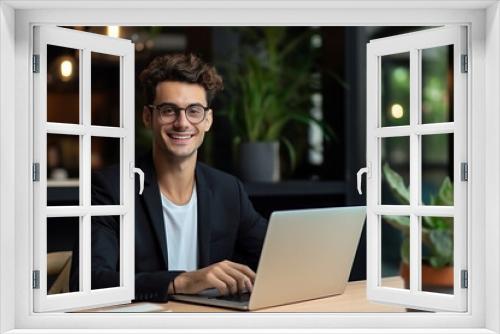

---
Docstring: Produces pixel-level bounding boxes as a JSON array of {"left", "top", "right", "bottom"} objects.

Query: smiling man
[{"left": 70, "top": 53, "right": 268, "bottom": 302}]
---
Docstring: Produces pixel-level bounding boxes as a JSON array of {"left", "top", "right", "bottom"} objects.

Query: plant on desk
[{"left": 382, "top": 163, "right": 453, "bottom": 293}]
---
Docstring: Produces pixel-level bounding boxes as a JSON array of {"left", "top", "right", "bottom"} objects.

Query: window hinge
[
  {"left": 33, "top": 270, "right": 40, "bottom": 289},
  {"left": 32, "top": 163, "right": 40, "bottom": 182},
  {"left": 461, "top": 54, "right": 468, "bottom": 73},
  {"left": 32, "top": 55, "right": 40, "bottom": 73},
  {"left": 461, "top": 162, "right": 468, "bottom": 181},
  {"left": 461, "top": 270, "right": 468, "bottom": 289}
]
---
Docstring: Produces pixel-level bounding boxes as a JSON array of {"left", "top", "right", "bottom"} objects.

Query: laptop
[{"left": 170, "top": 206, "right": 366, "bottom": 311}]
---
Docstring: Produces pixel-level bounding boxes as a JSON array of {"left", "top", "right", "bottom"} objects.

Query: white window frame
[{"left": 0, "top": 1, "right": 499, "bottom": 333}]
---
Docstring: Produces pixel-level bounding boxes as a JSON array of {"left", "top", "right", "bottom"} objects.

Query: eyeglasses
[{"left": 148, "top": 103, "right": 209, "bottom": 124}]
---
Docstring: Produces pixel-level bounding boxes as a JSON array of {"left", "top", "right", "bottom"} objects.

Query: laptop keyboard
[{"left": 214, "top": 292, "right": 251, "bottom": 303}]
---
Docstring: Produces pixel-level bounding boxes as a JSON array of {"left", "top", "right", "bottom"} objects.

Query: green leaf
[
  {"left": 422, "top": 215, "right": 435, "bottom": 229},
  {"left": 382, "top": 215, "right": 410, "bottom": 234},
  {"left": 265, "top": 116, "right": 291, "bottom": 141},
  {"left": 429, "top": 256, "right": 450, "bottom": 268},
  {"left": 425, "top": 229, "right": 453, "bottom": 268},
  {"left": 429, "top": 229, "right": 453, "bottom": 260},
  {"left": 435, "top": 177, "right": 454, "bottom": 206},
  {"left": 280, "top": 137, "right": 297, "bottom": 171},
  {"left": 382, "top": 163, "right": 410, "bottom": 204}
]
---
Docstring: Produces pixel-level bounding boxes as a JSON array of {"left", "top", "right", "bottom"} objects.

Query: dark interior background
[{"left": 47, "top": 26, "right": 433, "bottom": 288}]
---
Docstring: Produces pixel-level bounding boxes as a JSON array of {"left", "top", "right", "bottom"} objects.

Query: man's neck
[{"left": 153, "top": 148, "right": 197, "bottom": 205}]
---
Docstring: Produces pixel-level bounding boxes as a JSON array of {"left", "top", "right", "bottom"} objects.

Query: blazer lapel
[
  {"left": 195, "top": 164, "right": 213, "bottom": 269},
  {"left": 138, "top": 154, "right": 169, "bottom": 269}
]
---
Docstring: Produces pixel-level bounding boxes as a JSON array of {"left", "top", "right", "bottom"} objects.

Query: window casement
[
  {"left": 363, "top": 26, "right": 468, "bottom": 312},
  {"left": 1, "top": 2, "right": 498, "bottom": 333},
  {"left": 32, "top": 26, "right": 136, "bottom": 312}
]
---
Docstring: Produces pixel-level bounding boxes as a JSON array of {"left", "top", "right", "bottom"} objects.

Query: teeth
[{"left": 170, "top": 134, "right": 191, "bottom": 139}]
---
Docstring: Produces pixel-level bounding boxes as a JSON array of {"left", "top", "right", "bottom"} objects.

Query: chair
[{"left": 47, "top": 251, "right": 72, "bottom": 294}]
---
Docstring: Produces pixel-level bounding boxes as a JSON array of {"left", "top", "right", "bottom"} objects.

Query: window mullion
[
  {"left": 81, "top": 48, "right": 92, "bottom": 293},
  {"left": 409, "top": 48, "right": 421, "bottom": 293}
]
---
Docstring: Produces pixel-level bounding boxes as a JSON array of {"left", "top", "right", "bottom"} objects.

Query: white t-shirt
[{"left": 160, "top": 186, "right": 198, "bottom": 271}]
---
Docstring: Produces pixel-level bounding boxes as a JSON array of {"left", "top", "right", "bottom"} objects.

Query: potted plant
[
  {"left": 222, "top": 27, "right": 333, "bottom": 182},
  {"left": 382, "top": 163, "right": 454, "bottom": 293}
]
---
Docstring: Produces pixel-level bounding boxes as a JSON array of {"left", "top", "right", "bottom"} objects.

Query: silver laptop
[{"left": 171, "top": 206, "right": 366, "bottom": 311}]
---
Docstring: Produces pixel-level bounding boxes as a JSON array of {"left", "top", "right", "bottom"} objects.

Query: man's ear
[
  {"left": 204, "top": 109, "right": 213, "bottom": 132},
  {"left": 142, "top": 106, "right": 152, "bottom": 128}
]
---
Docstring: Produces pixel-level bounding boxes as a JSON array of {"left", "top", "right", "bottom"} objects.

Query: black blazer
[{"left": 70, "top": 153, "right": 268, "bottom": 302}]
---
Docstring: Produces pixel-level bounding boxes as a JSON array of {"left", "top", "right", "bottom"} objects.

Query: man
[{"left": 70, "top": 53, "right": 268, "bottom": 302}]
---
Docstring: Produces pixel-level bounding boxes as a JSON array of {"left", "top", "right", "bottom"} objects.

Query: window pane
[
  {"left": 381, "top": 52, "right": 410, "bottom": 127},
  {"left": 91, "top": 137, "right": 121, "bottom": 205},
  {"left": 47, "top": 45, "right": 80, "bottom": 124},
  {"left": 91, "top": 216, "right": 121, "bottom": 290},
  {"left": 47, "top": 134, "right": 80, "bottom": 206},
  {"left": 421, "top": 216, "right": 454, "bottom": 294},
  {"left": 381, "top": 215, "right": 409, "bottom": 290},
  {"left": 421, "top": 45, "right": 454, "bottom": 124},
  {"left": 381, "top": 136, "right": 410, "bottom": 205},
  {"left": 91, "top": 52, "right": 120, "bottom": 127},
  {"left": 421, "top": 134, "right": 454, "bottom": 206},
  {"left": 47, "top": 217, "right": 80, "bottom": 294}
]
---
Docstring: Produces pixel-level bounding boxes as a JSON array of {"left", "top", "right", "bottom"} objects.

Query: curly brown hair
[{"left": 139, "top": 53, "right": 224, "bottom": 106}]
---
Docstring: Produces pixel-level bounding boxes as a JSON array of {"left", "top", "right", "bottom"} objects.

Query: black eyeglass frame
[{"left": 147, "top": 102, "right": 210, "bottom": 124}]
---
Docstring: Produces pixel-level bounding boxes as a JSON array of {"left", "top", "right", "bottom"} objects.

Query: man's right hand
[{"left": 171, "top": 260, "right": 255, "bottom": 295}]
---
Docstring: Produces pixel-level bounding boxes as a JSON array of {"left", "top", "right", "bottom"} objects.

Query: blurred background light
[
  {"left": 107, "top": 26, "right": 120, "bottom": 38},
  {"left": 391, "top": 103, "right": 404, "bottom": 119},
  {"left": 393, "top": 67, "right": 408, "bottom": 84},
  {"left": 60, "top": 59, "right": 73, "bottom": 81}
]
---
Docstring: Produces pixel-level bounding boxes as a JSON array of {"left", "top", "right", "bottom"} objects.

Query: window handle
[
  {"left": 130, "top": 163, "right": 145, "bottom": 195},
  {"left": 134, "top": 168, "right": 145, "bottom": 195},
  {"left": 356, "top": 163, "right": 371, "bottom": 195}
]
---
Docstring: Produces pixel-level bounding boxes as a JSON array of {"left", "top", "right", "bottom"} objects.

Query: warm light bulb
[
  {"left": 60, "top": 60, "right": 73, "bottom": 79},
  {"left": 391, "top": 104, "right": 404, "bottom": 119},
  {"left": 107, "top": 26, "right": 120, "bottom": 38}
]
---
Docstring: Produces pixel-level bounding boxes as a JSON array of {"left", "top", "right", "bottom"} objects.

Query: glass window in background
[
  {"left": 421, "top": 133, "right": 454, "bottom": 206},
  {"left": 91, "top": 216, "right": 121, "bottom": 290},
  {"left": 47, "top": 217, "right": 79, "bottom": 295},
  {"left": 47, "top": 45, "right": 80, "bottom": 124},
  {"left": 381, "top": 52, "right": 410, "bottom": 127},
  {"left": 91, "top": 137, "right": 121, "bottom": 205},
  {"left": 421, "top": 45, "right": 453, "bottom": 124},
  {"left": 381, "top": 136, "right": 410, "bottom": 205},
  {"left": 91, "top": 52, "right": 120, "bottom": 127},
  {"left": 381, "top": 215, "right": 410, "bottom": 287},
  {"left": 46, "top": 132, "right": 80, "bottom": 206}
]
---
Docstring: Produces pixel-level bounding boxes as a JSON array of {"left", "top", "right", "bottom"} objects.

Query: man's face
[{"left": 143, "top": 81, "right": 212, "bottom": 161}]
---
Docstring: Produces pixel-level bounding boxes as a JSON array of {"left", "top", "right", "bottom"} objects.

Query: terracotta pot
[{"left": 400, "top": 262, "right": 454, "bottom": 293}]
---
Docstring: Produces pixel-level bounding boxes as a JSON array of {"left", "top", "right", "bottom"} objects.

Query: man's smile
[
  {"left": 166, "top": 131, "right": 196, "bottom": 144},
  {"left": 168, "top": 133, "right": 194, "bottom": 139}
]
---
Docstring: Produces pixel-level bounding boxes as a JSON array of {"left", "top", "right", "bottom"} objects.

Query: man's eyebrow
[{"left": 155, "top": 101, "right": 178, "bottom": 105}]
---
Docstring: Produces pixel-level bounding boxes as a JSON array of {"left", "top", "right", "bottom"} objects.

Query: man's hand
[{"left": 171, "top": 260, "right": 255, "bottom": 295}]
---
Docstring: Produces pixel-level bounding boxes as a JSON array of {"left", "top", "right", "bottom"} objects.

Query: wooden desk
[{"left": 85, "top": 277, "right": 406, "bottom": 313}]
